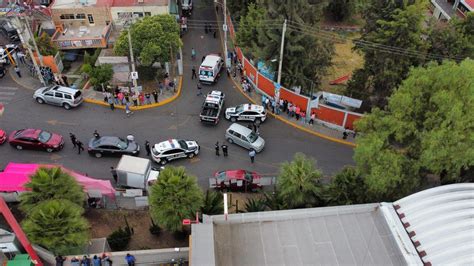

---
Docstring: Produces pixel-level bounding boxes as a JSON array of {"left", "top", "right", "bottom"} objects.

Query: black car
[{"left": 88, "top": 136, "right": 140, "bottom": 158}]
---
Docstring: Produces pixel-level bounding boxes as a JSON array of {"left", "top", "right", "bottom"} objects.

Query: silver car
[
  {"left": 225, "top": 123, "right": 265, "bottom": 153},
  {"left": 34, "top": 85, "right": 83, "bottom": 110}
]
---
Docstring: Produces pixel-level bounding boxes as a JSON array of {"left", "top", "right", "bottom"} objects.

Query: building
[
  {"left": 110, "top": 0, "right": 169, "bottom": 27},
  {"left": 430, "top": 0, "right": 473, "bottom": 21},
  {"left": 50, "top": 0, "right": 114, "bottom": 49},
  {"left": 191, "top": 183, "right": 474, "bottom": 265}
]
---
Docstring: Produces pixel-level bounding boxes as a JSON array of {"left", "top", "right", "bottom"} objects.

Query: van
[
  {"left": 199, "top": 54, "right": 223, "bottom": 84},
  {"left": 33, "top": 85, "right": 84, "bottom": 110},
  {"left": 225, "top": 123, "right": 265, "bottom": 153}
]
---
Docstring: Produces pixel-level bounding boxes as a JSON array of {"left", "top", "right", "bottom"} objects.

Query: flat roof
[
  {"left": 111, "top": 0, "right": 167, "bottom": 7},
  {"left": 193, "top": 204, "right": 407, "bottom": 266}
]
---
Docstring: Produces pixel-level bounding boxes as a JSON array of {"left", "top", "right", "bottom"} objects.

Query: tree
[
  {"left": 244, "top": 197, "right": 267, "bottom": 212},
  {"left": 228, "top": 0, "right": 257, "bottom": 21},
  {"left": 276, "top": 153, "right": 323, "bottom": 208},
  {"left": 114, "top": 15, "right": 182, "bottom": 66},
  {"left": 19, "top": 167, "right": 85, "bottom": 213},
  {"left": 354, "top": 59, "right": 474, "bottom": 200},
  {"left": 81, "top": 63, "right": 113, "bottom": 89},
  {"left": 347, "top": 0, "right": 426, "bottom": 108},
  {"left": 33, "top": 32, "right": 58, "bottom": 56},
  {"left": 235, "top": 3, "right": 267, "bottom": 58},
  {"left": 200, "top": 190, "right": 223, "bottom": 216},
  {"left": 323, "top": 166, "right": 367, "bottom": 205},
  {"left": 326, "top": 0, "right": 356, "bottom": 22},
  {"left": 149, "top": 167, "right": 203, "bottom": 232},
  {"left": 22, "top": 199, "right": 89, "bottom": 255}
]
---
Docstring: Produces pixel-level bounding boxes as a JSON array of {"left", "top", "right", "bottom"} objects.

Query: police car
[
  {"left": 225, "top": 104, "right": 267, "bottom": 124},
  {"left": 151, "top": 139, "right": 200, "bottom": 165}
]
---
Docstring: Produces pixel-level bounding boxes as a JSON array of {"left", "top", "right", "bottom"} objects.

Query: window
[
  {"left": 87, "top": 14, "right": 94, "bottom": 24},
  {"left": 133, "top": 12, "right": 144, "bottom": 18},
  {"left": 38, "top": 131, "right": 52, "bottom": 143},
  {"left": 75, "top": 13, "right": 86, "bottom": 19},
  {"left": 64, "top": 94, "right": 72, "bottom": 100},
  {"left": 60, "top": 14, "right": 75, "bottom": 20},
  {"left": 145, "top": 12, "right": 151, "bottom": 16},
  {"left": 54, "top": 92, "right": 63, "bottom": 98},
  {"left": 45, "top": 92, "right": 54, "bottom": 96}
]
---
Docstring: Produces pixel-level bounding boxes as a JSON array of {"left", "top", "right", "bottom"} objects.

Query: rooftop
[{"left": 110, "top": 0, "right": 167, "bottom": 7}]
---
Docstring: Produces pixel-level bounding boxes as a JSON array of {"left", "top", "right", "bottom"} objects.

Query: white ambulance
[{"left": 199, "top": 54, "right": 224, "bottom": 84}]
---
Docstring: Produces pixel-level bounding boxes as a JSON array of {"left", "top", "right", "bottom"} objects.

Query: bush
[
  {"left": 149, "top": 219, "right": 161, "bottom": 236},
  {"left": 107, "top": 216, "right": 134, "bottom": 251},
  {"left": 84, "top": 49, "right": 102, "bottom": 66},
  {"left": 172, "top": 229, "right": 190, "bottom": 241}
]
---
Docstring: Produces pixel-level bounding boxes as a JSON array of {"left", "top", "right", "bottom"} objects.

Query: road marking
[
  {"left": 0, "top": 91, "right": 16, "bottom": 95},
  {"left": 0, "top": 86, "right": 18, "bottom": 91},
  {"left": 0, "top": 96, "right": 12, "bottom": 101},
  {"left": 46, "top": 120, "right": 79, "bottom": 126}
]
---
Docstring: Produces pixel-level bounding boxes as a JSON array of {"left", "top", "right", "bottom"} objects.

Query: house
[
  {"left": 50, "top": 0, "right": 114, "bottom": 50},
  {"left": 430, "top": 0, "right": 473, "bottom": 21},
  {"left": 110, "top": 0, "right": 169, "bottom": 27}
]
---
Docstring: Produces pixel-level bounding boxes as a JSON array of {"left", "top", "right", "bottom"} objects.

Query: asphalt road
[{"left": 0, "top": 0, "right": 354, "bottom": 188}]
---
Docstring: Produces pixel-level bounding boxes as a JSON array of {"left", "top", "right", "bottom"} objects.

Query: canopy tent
[{"left": 0, "top": 163, "right": 116, "bottom": 199}]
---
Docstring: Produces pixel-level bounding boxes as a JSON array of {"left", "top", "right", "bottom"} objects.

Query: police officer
[
  {"left": 215, "top": 141, "right": 220, "bottom": 156},
  {"left": 221, "top": 144, "right": 228, "bottom": 157}
]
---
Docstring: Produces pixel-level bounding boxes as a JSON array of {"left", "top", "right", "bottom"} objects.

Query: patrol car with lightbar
[
  {"left": 225, "top": 104, "right": 267, "bottom": 124},
  {"left": 151, "top": 139, "right": 200, "bottom": 165}
]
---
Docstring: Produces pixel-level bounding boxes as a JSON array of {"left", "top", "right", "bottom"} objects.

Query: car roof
[
  {"left": 17, "top": 128, "right": 40, "bottom": 138},
  {"left": 51, "top": 85, "right": 79, "bottom": 94},
  {"left": 201, "top": 54, "right": 222, "bottom": 68},
  {"left": 154, "top": 139, "right": 181, "bottom": 151},
  {"left": 238, "top": 104, "right": 264, "bottom": 112},
  {"left": 92, "top": 136, "right": 124, "bottom": 146},
  {"left": 215, "top": 170, "right": 260, "bottom": 181},
  {"left": 227, "top": 123, "right": 252, "bottom": 135}
]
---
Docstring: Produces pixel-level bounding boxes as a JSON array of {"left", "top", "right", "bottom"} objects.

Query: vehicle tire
[
  {"left": 15, "top": 145, "right": 23, "bottom": 150},
  {"left": 230, "top": 117, "right": 236, "bottom": 122},
  {"left": 36, "top": 98, "right": 44, "bottom": 104},
  {"left": 160, "top": 159, "right": 167, "bottom": 165},
  {"left": 63, "top": 103, "right": 71, "bottom": 110},
  {"left": 227, "top": 138, "right": 233, "bottom": 144},
  {"left": 255, "top": 118, "right": 262, "bottom": 125},
  {"left": 188, "top": 153, "right": 195, "bottom": 158},
  {"left": 94, "top": 152, "right": 103, "bottom": 158},
  {"left": 46, "top": 148, "right": 53, "bottom": 153}
]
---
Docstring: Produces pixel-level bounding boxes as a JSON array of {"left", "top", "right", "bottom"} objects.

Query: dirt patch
[{"left": 86, "top": 209, "right": 188, "bottom": 250}]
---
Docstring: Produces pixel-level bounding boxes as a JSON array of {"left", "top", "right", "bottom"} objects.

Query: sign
[
  {"left": 274, "top": 82, "right": 281, "bottom": 101},
  {"left": 223, "top": 24, "right": 228, "bottom": 32},
  {"left": 131, "top": 71, "right": 138, "bottom": 80}
]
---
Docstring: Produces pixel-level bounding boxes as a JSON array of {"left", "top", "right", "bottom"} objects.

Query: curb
[
  {"left": 8, "top": 67, "right": 37, "bottom": 90},
  {"left": 214, "top": 9, "right": 356, "bottom": 148},
  {"left": 83, "top": 76, "right": 183, "bottom": 111}
]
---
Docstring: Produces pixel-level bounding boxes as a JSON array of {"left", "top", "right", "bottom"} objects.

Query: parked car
[
  {"left": 225, "top": 104, "right": 267, "bottom": 124},
  {"left": 225, "top": 123, "right": 265, "bottom": 152},
  {"left": 210, "top": 169, "right": 262, "bottom": 192},
  {"left": 8, "top": 128, "right": 64, "bottom": 152},
  {"left": 34, "top": 85, "right": 84, "bottom": 110},
  {"left": 0, "top": 129, "right": 6, "bottom": 144},
  {"left": 88, "top": 136, "right": 140, "bottom": 158},
  {"left": 151, "top": 139, "right": 199, "bottom": 165}
]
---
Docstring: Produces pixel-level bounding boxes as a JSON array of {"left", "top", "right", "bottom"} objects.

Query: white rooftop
[{"left": 52, "top": 0, "right": 98, "bottom": 8}]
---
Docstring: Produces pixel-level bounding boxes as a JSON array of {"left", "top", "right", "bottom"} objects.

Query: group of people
[
  {"left": 214, "top": 140, "right": 257, "bottom": 163},
  {"left": 261, "top": 95, "right": 316, "bottom": 125},
  {"left": 56, "top": 253, "right": 136, "bottom": 266}
]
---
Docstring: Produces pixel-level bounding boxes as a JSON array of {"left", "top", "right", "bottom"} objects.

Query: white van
[{"left": 199, "top": 54, "right": 223, "bottom": 84}]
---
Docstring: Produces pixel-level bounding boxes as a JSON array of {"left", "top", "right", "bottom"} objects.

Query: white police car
[
  {"left": 225, "top": 104, "right": 267, "bottom": 124},
  {"left": 151, "top": 139, "right": 200, "bottom": 165}
]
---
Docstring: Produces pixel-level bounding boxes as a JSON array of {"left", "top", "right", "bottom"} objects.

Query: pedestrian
[
  {"left": 342, "top": 130, "right": 348, "bottom": 140},
  {"left": 114, "top": 92, "right": 119, "bottom": 105},
  {"left": 158, "top": 82, "right": 164, "bottom": 95},
  {"left": 215, "top": 4, "right": 218, "bottom": 13},
  {"left": 249, "top": 149, "right": 256, "bottom": 163},
  {"left": 145, "top": 92, "right": 151, "bottom": 104},
  {"left": 132, "top": 93, "right": 138, "bottom": 106},
  {"left": 295, "top": 106, "right": 301, "bottom": 120},
  {"left": 81, "top": 256, "right": 91, "bottom": 266},
  {"left": 126, "top": 134, "right": 135, "bottom": 142},
  {"left": 197, "top": 82, "right": 203, "bottom": 96},
  {"left": 70, "top": 257, "right": 80, "bottom": 266},
  {"left": 271, "top": 99, "right": 276, "bottom": 113},
  {"left": 14, "top": 65, "right": 21, "bottom": 78},
  {"left": 213, "top": 29, "right": 217, "bottom": 38},
  {"left": 62, "top": 75, "right": 69, "bottom": 87},
  {"left": 110, "top": 166, "right": 118, "bottom": 183},
  {"left": 108, "top": 96, "right": 115, "bottom": 110},
  {"left": 125, "top": 253, "right": 136, "bottom": 266},
  {"left": 93, "top": 130, "right": 100, "bottom": 139},
  {"left": 76, "top": 140, "right": 84, "bottom": 154},
  {"left": 69, "top": 133, "right": 77, "bottom": 149},
  {"left": 301, "top": 111, "right": 306, "bottom": 123},
  {"left": 191, "top": 66, "right": 197, "bottom": 79},
  {"left": 204, "top": 23, "right": 209, "bottom": 34},
  {"left": 125, "top": 102, "right": 133, "bottom": 117},
  {"left": 139, "top": 92, "right": 145, "bottom": 105},
  {"left": 152, "top": 89, "right": 159, "bottom": 103},
  {"left": 221, "top": 144, "right": 228, "bottom": 157},
  {"left": 92, "top": 255, "right": 101, "bottom": 266},
  {"left": 145, "top": 140, "right": 151, "bottom": 156},
  {"left": 55, "top": 255, "right": 66, "bottom": 266},
  {"left": 101, "top": 254, "right": 112, "bottom": 266},
  {"left": 191, "top": 48, "right": 196, "bottom": 60},
  {"left": 17, "top": 51, "right": 25, "bottom": 64},
  {"left": 215, "top": 141, "right": 220, "bottom": 156}
]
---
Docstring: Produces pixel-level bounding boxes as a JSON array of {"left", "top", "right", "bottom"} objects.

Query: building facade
[{"left": 430, "top": 0, "right": 473, "bottom": 21}]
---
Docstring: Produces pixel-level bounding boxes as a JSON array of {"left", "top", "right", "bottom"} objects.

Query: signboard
[
  {"left": 131, "top": 71, "right": 138, "bottom": 80},
  {"left": 322, "top": 92, "right": 362, "bottom": 109},
  {"left": 223, "top": 24, "right": 228, "bottom": 32}
]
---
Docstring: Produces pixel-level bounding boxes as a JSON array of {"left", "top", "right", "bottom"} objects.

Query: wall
[
  {"left": 111, "top": 6, "right": 169, "bottom": 24},
  {"left": 51, "top": 6, "right": 112, "bottom": 28}
]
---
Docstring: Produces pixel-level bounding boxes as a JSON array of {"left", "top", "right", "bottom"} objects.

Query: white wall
[{"left": 111, "top": 6, "right": 169, "bottom": 24}]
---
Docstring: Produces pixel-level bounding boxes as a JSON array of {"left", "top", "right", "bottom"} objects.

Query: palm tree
[
  {"left": 20, "top": 167, "right": 86, "bottom": 213},
  {"left": 244, "top": 197, "right": 267, "bottom": 212},
  {"left": 149, "top": 166, "right": 203, "bottom": 232},
  {"left": 201, "top": 190, "right": 223, "bottom": 216},
  {"left": 277, "top": 153, "right": 323, "bottom": 209},
  {"left": 323, "top": 166, "right": 367, "bottom": 205},
  {"left": 22, "top": 199, "right": 89, "bottom": 255}
]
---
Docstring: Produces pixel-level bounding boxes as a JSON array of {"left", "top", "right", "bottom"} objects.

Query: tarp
[{"left": 0, "top": 163, "right": 116, "bottom": 199}]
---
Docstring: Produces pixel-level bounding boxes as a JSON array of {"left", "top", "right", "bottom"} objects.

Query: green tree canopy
[
  {"left": 323, "top": 166, "right": 367, "bottom": 205},
  {"left": 149, "top": 166, "right": 203, "bottom": 232},
  {"left": 326, "top": 0, "right": 356, "bottom": 22},
  {"left": 82, "top": 63, "right": 114, "bottom": 88},
  {"left": 114, "top": 15, "right": 182, "bottom": 66},
  {"left": 22, "top": 199, "right": 89, "bottom": 255},
  {"left": 354, "top": 59, "right": 474, "bottom": 200},
  {"left": 235, "top": 3, "right": 267, "bottom": 59},
  {"left": 19, "top": 167, "right": 85, "bottom": 213},
  {"left": 33, "top": 32, "right": 58, "bottom": 56},
  {"left": 277, "top": 153, "right": 323, "bottom": 208},
  {"left": 200, "top": 190, "right": 223, "bottom": 216}
]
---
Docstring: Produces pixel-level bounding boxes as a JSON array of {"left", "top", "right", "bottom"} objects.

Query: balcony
[
  {"left": 52, "top": 24, "right": 112, "bottom": 50},
  {"left": 431, "top": 0, "right": 469, "bottom": 20}
]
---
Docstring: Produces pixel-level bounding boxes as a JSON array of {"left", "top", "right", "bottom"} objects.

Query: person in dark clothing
[
  {"left": 81, "top": 256, "right": 91, "bottom": 266},
  {"left": 215, "top": 141, "right": 220, "bottom": 156},
  {"left": 69, "top": 133, "right": 77, "bottom": 149},
  {"left": 55, "top": 255, "right": 66, "bottom": 266},
  {"left": 221, "top": 144, "right": 228, "bottom": 157},
  {"left": 62, "top": 75, "right": 69, "bottom": 87},
  {"left": 152, "top": 90, "right": 159, "bottom": 103},
  {"left": 191, "top": 66, "right": 197, "bottom": 79},
  {"left": 93, "top": 130, "right": 100, "bottom": 139},
  {"left": 110, "top": 166, "right": 118, "bottom": 183},
  {"left": 125, "top": 254, "right": 135, "bottom": 266},
  {"left": 145, "top": 140, "right": 151, "bottom": 156},
  {"left": 14, "top": 66, "right": 21, "bottom": 78},
  {"left": 213, "top": 29, "right": 217, "bottom": 38},
  {"left": 342, "top": 131, "right": 348, "bottom": 140},
  {"left": 76, "top": 140, "right": 84, "bottom": 154}
]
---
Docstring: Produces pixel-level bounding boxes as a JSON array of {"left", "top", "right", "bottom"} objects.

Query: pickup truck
[{"left": 200, "top": 90, "right": 225, "bottom": 124}]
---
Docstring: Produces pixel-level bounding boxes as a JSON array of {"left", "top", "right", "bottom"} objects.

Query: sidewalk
[
  {"left": 7, "top": 63, "right": 43, "bottom": 90},
  {"left": 214, "top": 7, "right": 356, "bottom": 146}
]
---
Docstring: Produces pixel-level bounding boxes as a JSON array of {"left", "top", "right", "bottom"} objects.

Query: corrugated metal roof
[{"left": 393, "top": 183, "right": 474, "bottom": 265}]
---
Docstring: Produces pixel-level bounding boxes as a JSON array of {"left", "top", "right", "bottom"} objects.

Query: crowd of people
[
  {"left": 259, "top": 94, "right": 317, "bottom": 125},
  {"left": 55, "top": 253, "right": 137, "bottom": 266}
]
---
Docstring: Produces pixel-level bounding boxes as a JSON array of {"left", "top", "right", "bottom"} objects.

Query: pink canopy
[{"left": 0, "top": 163, "right": 116, "bottom": 199}]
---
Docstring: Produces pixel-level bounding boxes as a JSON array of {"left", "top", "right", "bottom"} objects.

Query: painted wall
[
  {"left": 311, "top": 105, "right": 345, "bottom": 126},
  {"left": 344, "top": 112, "right": 363, "bottom": 130},
  {"left": 256, "top": 73, "right": 275, "bottom": 97}
]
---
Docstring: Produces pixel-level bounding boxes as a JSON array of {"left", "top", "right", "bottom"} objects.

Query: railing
[{"left": 52, "top": 24, "right": 112, "bottom": 49}]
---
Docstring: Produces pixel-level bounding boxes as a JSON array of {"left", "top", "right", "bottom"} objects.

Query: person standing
[
  {"left": 309, "top": 112, "right": 315, "bottom": 125},
  {"left": 191, "top": 66, "right": 197, "bottom": 79},
  {"left": 213, "top": 29, "right": 217, "bottom": 38},
  {"left": 108, "top": 96, "right": 115, "bottom": 110},
  {"left": 152, "top": 89, "right": 159, "bottom": 103},
  {"left": 249, "top": 149, "right": 256, "bottom": 163},
  {"left": 342, "top": 130, "right": 348, "bottom": 140},
  {"left": 93, "top": 130, "right": 100, "bottom": 139},
  {"left": 14, "top": 65, "right": 21, "bottom": 78},
  {"left": 101, "top": 254, "right": 112, "bottom": 266},
  {"left": 55, "top": 255, "right": 66, "bottom": 266},
  {"left": 92, "top": 255, "right": 101, "bottom": 266},
  {"left": 110, "top": 166, "right": 118, "bottom": 183},
  {"left": 191, "top": 48, "right": 196, "bottom": 60},
  {"left": 215, "top": 141, "right": 220, "bottom": 156},
  {"left": 197, "top": 82, "right": 203, "bottom": 96},
  {"left": 145, "top": 140, "right": 151, "bottom": 156},
  {"left": 125, "top": 102, "right": 133, "bottom": 117},
  {"left": 221, "top": 144, "right": 228, "bottom": 157},
  {"left": 69, "top": 133, "right": 77, "bottom": 149},
  {"left": 145, "top": 92, "right": 151, "bottom": 104},
  {"left": 76, "top": 140, "right": 84, "bottom": 154},
  {"left": 81, "top": 256, "right": 91, "bottom": 266},
  {"left": 17, "top": 51, "right": 25, "bottom": 64},
  {"left": 125, "top": 253, "right": 136, "bottom": 266},
  {"left": 70, "top": 257, "right": 80, "bottom": 266}
]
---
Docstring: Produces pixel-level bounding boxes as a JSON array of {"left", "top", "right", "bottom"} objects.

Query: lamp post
[{"left": 215, "top": 0, "right": 230, "bottom": 68}]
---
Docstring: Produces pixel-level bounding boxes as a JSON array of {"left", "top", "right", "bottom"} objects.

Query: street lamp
[{"left": 214, "top": 0, "right": 230, "bottom": 69}]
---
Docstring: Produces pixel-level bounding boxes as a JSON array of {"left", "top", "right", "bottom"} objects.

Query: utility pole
[
  {"left": 127, "top": 26, "right": 138, "bottom": 88},
  {"left": 277, "top": 19, "right": 287, "bottom": 86},
  {"left": 223, "top": 0, "right": 230, "bottom": 68}
]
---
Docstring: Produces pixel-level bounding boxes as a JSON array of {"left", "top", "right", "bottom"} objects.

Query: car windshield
[
  {"left": 42, "top": 86, "right": 55, "bottom": 93},
  {"left": 235, "top": 105, "right": 244, "bottom": 113},
  {"left": 178, "top": 140, "right": 188, "bottom": 149},
  {"left": 248, "top": 132, "right": 258, "bottom": 143},
  {"left": 38, "top": 131, "right": 52, "bottom": 143},
  {"left": 117, "top": 138, "right": 128, "bottom": 149}
]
